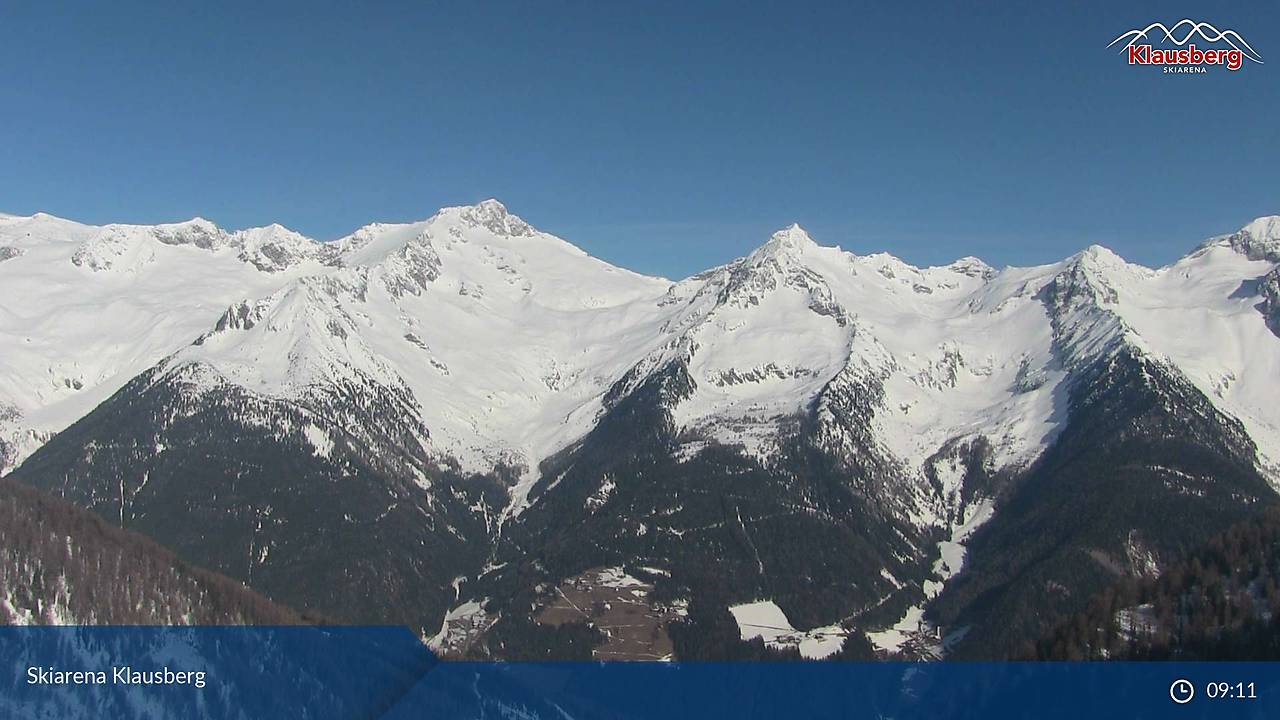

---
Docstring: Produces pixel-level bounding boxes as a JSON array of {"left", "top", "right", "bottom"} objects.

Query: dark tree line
[
  {"left": 1028, "top": 506, "right": 1280, "bottom": 660},
  {"left": 932, "top": 346, "right": 1276, "bottom": 659},
  {"left": 10, "top": 363, "right": 505, "bottom": 634},
  {"left": 0, "top": 479, "right": 309, "bottom": 625}
]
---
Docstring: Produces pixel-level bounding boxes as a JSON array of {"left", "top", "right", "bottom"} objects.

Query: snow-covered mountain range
[{"left": 3, "top": 201, "right": 1278, "bottom": 658}]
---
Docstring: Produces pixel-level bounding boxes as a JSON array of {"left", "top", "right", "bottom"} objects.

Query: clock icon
[{"left": 1170, "top": 679, "right": 1195, "bottom": 704}]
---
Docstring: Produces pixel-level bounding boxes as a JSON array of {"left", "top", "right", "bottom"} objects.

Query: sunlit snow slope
[
  {"left": 3, "top": 202, "right": 1279, "bottom": 505},
  {"left": 0, "top": 213, "right": 330, "bottom": 472}
]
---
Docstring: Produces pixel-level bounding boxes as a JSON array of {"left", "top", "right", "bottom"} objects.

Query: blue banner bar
[{"left": 2, "top": 627, "right": 1276, "bottom": 719}]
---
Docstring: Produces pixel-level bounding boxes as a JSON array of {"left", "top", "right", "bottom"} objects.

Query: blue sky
[{"left": 1, "top": 1, "right": 1276, "bottom": 278}]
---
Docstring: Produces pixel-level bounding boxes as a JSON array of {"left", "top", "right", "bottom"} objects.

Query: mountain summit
[{"left": 757, "top": 223, "right": 818, "bottom": 255}]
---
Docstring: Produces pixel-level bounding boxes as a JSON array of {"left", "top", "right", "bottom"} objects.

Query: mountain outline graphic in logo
[{"left": 1108, "top": 19, "right": 1262, "bottom": 72}]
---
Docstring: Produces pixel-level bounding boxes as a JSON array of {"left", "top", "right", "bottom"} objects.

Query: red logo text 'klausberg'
[{"left": 1108, "top": 20, "right": 1263, "bottom": 73}]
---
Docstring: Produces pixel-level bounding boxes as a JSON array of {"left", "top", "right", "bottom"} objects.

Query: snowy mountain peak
[
  {"left": 728, "top": 224, "right": 826, "bottom": 282},
  {"left": 1242, "top": 215, "right": 1280, "bottom": 241},
  {"left": 1077, "top": 243, "right": 1124, "bottom": 263},
  {"left": 146, "top": 217, "right": 226, "bottom": 247},
  {"left": 473, "top": 198, "right": 508, "bottom": 213},
  {"left": 946, "top": 256, "right": 995, "bottom": 279},
  {"left": 68, "top": 219, "right": 229, "bottom": 271},
  {"left": 230, "top": 222, "right": 313, "bottom": 249},
  {"left": 0, "top": 210, "right": 60, "bottom": 223},
  {"left": 1041, "top": 245, "right": 1133, "bottom": 311},
  {"left": 450, "top": 198, "right": 534, "bottom": 238},
  {"left": 1065, "top": 244, "right": 1153, "bottom": 287},
  {"left": 714, "top": 224, "right": 838, "bottom": 309},
  {"left": 1189, "top": 216, "right": 1280, "bottom": 264},
  {"left": 240, "top": 221, "right": 303, "bottom": 237},
  {"left": 230, "top": 223, "right": 322, "bottom": 272},
  {"left": 179, "top": 216, "right": 218, "bottom": 229},
  {"left": 1225, "top": 216, "right": 1280, "bottom": 263},
  {"left": 757, "top": 223, "right": 817, "bottom": 257},
  {"left": 141, "top": 217, "right": 227, "bottom": 246},
  {"left": 0, "top": 211, "right": 97, "bottom": 249}
]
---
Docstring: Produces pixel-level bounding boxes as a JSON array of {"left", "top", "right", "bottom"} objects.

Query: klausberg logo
[{"left": 1108, "top": 19, "right": 1263, "bottom": 73}]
